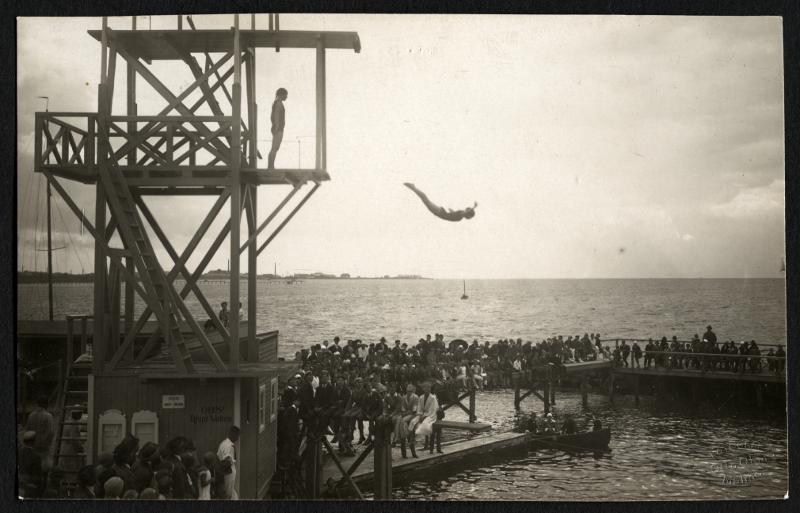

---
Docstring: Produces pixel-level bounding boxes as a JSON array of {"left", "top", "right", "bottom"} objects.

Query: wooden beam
[
  {"left": 256, "top": 183, "right": 320, "bottom": 256},
  {"left": 245, "top": 185, "right": 257, "bottom": 361},
  {"left": 133, "top": 191, "right": 244, "bottom": 364},
  {"left": 230, "top": 15, "right": 242, "bottom": 370},
  {"left": 239, "top": 184, "right": 300, "bottom": 253},
  {"left": 93, "top": 17, "right": 110, "bottom": 374},
  {"left": 316, "top": 40, "right": 326, "bottom": 170},
  {"left": 135, "top": 195, "right": 231, "bottom": 346},
  {"left": 109, "top": 48, "right": 234, "bottom": 162}
]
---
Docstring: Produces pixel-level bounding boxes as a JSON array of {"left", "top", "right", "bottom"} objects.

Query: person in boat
[
  {"left": 526, "top": 412, "right": 539, "bottom": 434},
  {"left": 543, "top": 412, "right": 557, "bottom": 434},
  {"left": 404, "top": 183, "right": 477, "bottom": 222},
  {"left": 561, "top": 415, "right": 577, "bottom": 435}
]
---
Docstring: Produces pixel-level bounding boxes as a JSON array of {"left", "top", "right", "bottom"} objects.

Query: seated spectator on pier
[{"left": 408, "top": 381, "right": 438, "bottom": 457}]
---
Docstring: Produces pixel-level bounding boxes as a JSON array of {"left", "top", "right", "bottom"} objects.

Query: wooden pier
[{"left": 321, "top": 430, "right": 530, "bottom": 489}]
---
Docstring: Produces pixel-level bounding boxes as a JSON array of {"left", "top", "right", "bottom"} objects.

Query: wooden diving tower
[{"left": 32, "top": 14, "right": 359, "bottom": 498}]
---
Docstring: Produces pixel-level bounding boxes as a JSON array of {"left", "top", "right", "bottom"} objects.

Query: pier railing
[
  {"left": 599, "top": 338, "right": 784, "bottom": 350},
  {"left": 619, "top": 351, "right": 786, "bottom": 377}
]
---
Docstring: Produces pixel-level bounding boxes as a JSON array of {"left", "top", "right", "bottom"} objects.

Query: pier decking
[
  {"left": 613, "top": 366, "right": 785, "bottom": 384},
  {"left": 321, "top": 431, "right": 529, "bottom": 487}
]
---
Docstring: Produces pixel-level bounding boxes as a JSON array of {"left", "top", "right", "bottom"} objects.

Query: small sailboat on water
[{"left": 461, "top": 280, "right": 469, "bottom": 300}]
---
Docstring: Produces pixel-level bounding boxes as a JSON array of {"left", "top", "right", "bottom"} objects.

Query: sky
[{"left": 16, "top": 14, "right": 786, "bottom": 279}]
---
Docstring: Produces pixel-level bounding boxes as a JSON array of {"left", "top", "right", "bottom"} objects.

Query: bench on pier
[{"left": 434, "top": 420, "right": 492, "bottom": 433}]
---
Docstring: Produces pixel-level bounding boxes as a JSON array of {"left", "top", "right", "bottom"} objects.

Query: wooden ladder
[{"left": 97, "top": 138, "right": 195, "bottom": 372}]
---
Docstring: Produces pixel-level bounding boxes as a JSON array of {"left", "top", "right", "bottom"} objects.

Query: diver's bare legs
[{"left": 404, "top": 183, "right": 445, "bottom": 216}]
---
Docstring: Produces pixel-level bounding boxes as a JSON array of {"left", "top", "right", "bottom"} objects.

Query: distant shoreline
[{"left": 16, "top": 272, "right": 783, "bottom": 284}]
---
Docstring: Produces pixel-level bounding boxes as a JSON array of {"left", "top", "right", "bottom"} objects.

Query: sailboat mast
[{"left": 46, "top": 179, "right": 54, "bottom": 321}]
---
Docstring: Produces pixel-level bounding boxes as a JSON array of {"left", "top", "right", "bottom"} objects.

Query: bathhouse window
[
  {"left": 259, "top": 384, "right": 267, "bottom": 433},
  {"left": 98, "top": 409, "right": 126, "bottom": 454},
  {"left": 131, "top": 410, "right": 159, "bottom": 444},
  {"left": 270, "top": 377, "right": 279, "bottom": 422}
]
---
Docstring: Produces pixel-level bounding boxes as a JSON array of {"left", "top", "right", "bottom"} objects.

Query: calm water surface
[{"left": 17, "top": 278, "right": 788, "bottom": 500}]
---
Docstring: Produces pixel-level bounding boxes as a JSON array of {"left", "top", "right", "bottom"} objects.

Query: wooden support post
[
  {"left": 634, "top": 375, "right": 640, "bottom": 407},
  {"left": 246, "top": 186, "right": 257, "bottom": 361},
  {"left": 110, "top": 260, "right": 121, "bottom": 355},
  {"left": 93, "top": 17, "right": 109, "bottom": 374},
  {"left": 124, "top": 256, "right": 134, "bottom": 342},
  {"left": 581, "top": 378, "right": 588, "bottom": 408},
  {"left": 608, "top": 373, "right": 615, "bottom": 404},
  {"left": 372, "top": 417, "right": 393, "bottom": 500},
  {"left": 514, "top": 383, "right": 521, "bottom": 411},
  {"left": 80, "top": 316, "right": 88, "bottom": 356},
  {"left": 543, "top": 381, "right": 551, "bottom": 414},
  {"left": 304, "top": 438, "right": 322, "bottom": 499},
  {"left": 66, "top": 317, "right": 74, "bottom": 367},
  {"left": 230, "top": 15, "right": 242, "bottom": 369},
  {"left": 691, "top": 381, "right": 698, "bottom": 404},
  {"left": 755, "top": 383, "right": 764, "bottom": 407},
  {"left": 550, "top": 378, "right": 556, "bottom": 405},
  {"left": 316, "top": 39, "right": 326, "bottom": 170},
  {"left": 468, "top": 388, "right": 476, "bottom": 423}
]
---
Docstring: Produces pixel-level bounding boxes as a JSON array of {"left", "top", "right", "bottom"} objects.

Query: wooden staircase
[{"left": 97, "top": 129, "right": 196, "bottom": 372}]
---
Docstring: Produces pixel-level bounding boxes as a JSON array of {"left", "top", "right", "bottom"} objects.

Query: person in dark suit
[
  {"left": 277, "top": 399, "right": 301, "bottom": 468},
  {"left": 315, "top": 370, "right": 337, "bottom": 435},
  {"left": 331, "top": 375, "right": 351, "bottom": 448}
]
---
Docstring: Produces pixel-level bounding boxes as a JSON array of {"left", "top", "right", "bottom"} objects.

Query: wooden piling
[
  {"left": 580, "top": 378, "right": 588, "bottom": 408},
  {"left": 608, "top": 373, "right": 615, "bottom": 404},
  {"left": 373, "top": 417, "right": 393, "bottom": 500},
  {"left": 304, "top": 437, "right": 323, "bottom": 499},
  {"left": 514, "top": 384, "right": 521, "bottom": 411},
  {"left": 755, "top": 383, "right": 764, "bottom": 407},
  {"left": 543, "top": 381, "right": 551, "bottom": 414},
  {"left": 634, "top": 375, "right": 640, "bottom": 407},
  {"left": 469, "top": 389, "right": 477, "bottom": 423}
]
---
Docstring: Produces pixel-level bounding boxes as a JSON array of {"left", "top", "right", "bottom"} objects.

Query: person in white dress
[
  {"left": 407, "top": 381, "right": 438, "bottom": 457},
  {"left": 216, "top": 426, "right": 240, "bottom": 500}
]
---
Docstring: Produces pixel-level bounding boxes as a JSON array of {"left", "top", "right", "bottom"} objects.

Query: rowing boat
[{"left": 528, "top": 428, "right": 611, "bottom": 451}]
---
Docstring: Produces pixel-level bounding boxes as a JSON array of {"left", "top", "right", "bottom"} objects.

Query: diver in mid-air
[{"left": 404, "top": 183, "right": 477, "bottom": 222}]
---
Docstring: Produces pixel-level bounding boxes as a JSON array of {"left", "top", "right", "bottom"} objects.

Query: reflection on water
[{"left": 380, "top": 390, "right": 787, "bottom": 501}]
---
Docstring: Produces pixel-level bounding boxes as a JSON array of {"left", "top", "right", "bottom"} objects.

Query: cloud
[
  {"left": 709, "top": 179, "right": 784, "bottom": 219},
  {"left": 681, "top": 233, "right": 695, "bottom": 242}
]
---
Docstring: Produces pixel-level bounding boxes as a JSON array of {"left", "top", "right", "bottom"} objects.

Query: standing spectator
[
  {"left": 217, "top": 426, "right": 240, "bottom": 500},
  {"left": 25, "top": 395, "right": 55, "bottom": 472},
  {"left": 632, "top": 342, "right": 642, "bottom": 368},
  {"left": 18, "top": 431, "right": 44, "bottom": 498},
  {"left": 72, "top": 464, "right": 97, "bottom": 499},
  {"left": 219, "top": 302, "right": 229, "bottom": 327},
  {"left": 111, "top": 434, "right": 139, "bottom": 493}
]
